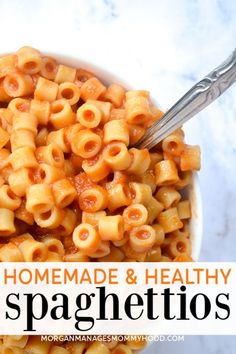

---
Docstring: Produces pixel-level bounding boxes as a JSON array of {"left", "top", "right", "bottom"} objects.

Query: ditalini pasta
[{"left": 0, "top": 47, "right": 201, "bottom": 353}]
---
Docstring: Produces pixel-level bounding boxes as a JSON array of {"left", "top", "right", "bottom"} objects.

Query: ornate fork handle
[{"left": 136, "top": 49, "right": 236, "bottom": 149}]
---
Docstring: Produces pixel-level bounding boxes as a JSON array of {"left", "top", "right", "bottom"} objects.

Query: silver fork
[{"left": 135, "top": 49, "right": 236, "bottom": 150}]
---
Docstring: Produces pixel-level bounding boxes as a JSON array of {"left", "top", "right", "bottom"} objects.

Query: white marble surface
[{"left": 0, "top": 0, "right": 236, "bottom": 352}]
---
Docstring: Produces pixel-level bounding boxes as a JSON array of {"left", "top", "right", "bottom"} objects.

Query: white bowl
[{"left": 1, "top": 49, "right": 203, "bottom": 352}]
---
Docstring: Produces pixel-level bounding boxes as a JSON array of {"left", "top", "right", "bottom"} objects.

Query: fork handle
[{"left": 136, "top": 49, "right": 236, "bottom": 149}]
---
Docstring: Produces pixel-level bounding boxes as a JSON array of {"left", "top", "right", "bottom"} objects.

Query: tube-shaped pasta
[
  {"left": 111, "top": 344, "right": 132, "bottom": 354},
  {"left": 177, "top": 200, "right": 191, "bottom": 219},
  {"left": 3, "top": 335, "right": 28, "bottom": 348},
  {"left": 129, "top": 182, "right": 152, "bottom": 205},
  {"left": 64, "top": 251, "right": 89, "bottom": 262},
  {"left": 34, "top": 207, "right": 65, "bottom": 229},
  {"left": 126, "top": 338, "right": 147, "bottom": 350},
  {"left": 63, "top": 159, "right": 74, "bottom": 177},
  {"left": 98, "top": 215, "right": 124, "bottom": 241},
  {"left": 155, "top": 186, "right": 181, "bottom": 209},
  {"left": 162, "top": 132, "right": 184, "bottom": 156},
  {"left": 149, "top": 154, "right": 164, "bottom": 171},
  {"left": 34, "top": 76, "right": 58, "bottom": 102},
  {"left": 180, "top": 145, "right": 201, "bottom": 171},
  {"left": 50, "top": 346, "right": 70, "bottom": 354},
  {"left": 35, "top": 127, "right": 48, "bottom": 147},
  {"left": 18, "top": 238, "right": 48, "bottom": 262},
  {"left": 46, "top": 128, "right": 70, "bottom": 153},
  {"left": 103, "top": 119, "right": 129, "bottom": 146},
  {"left": 0, "top": 108, "right": 13, "bottom": 127},
  {"left": 73, "top": 223, "right": 100, "bottom": 255},
  {"left": 26, "top": 183, "right": 54, "bottom": 214},
  {"left": 52, "top": 178, "right": 77, "bottom": 208},
  {"left": 122, "top": 243, "right": 147, "bottom": 261},
  {"left": 0, "top": 111, "right": 8, "bottom": 129},
  {"left": 58, "top": 82, "right": 81, "bottom": 105},
  {"left": 15, "top": 201, "right": 34, "bottom": 225},
  {"left": 125, "top": 90, "right": 150, "bottom": 100},
  {"left": 136, "top": 170, "right": 156, "bottom": 193},
  {"left": 106, "top": 183, "right": 130, "bottom": 211},
  {"left": 158, "top": 207, "right": 183, "bottom": 233},
  {"left": 12, "top": 112, "right": 37, "bottom": 135},
  {"left": 0, "top": 127, "right": 9, "bottom": 149},
  {"left": 10, "top": 129, "right": 35, "bottom": 151},
  {"left": 8, "top": 147, "right": 38, "bottom": 170},
  {"left": 125, "top": 95, "right": 151, "bottom": 124},
  {"left": 46, "top": 251, "right": 63, "bottom": 261},
  {"left": 123, "top": 204, "right": 148, "bottom": 227},
  {"left": 0, "top": 208, "right": 15, "bottom": 236},
  {"left": 55, "top": 64, "right": 76, "bottom": 83},
  {"left": 40, "top": 56, "right": 58, "bottom": 80},
  {"left": 64, "top": 123, "right": 83, "bottom": 143},
  {"left": 129, "top": 225, "right": 156, "bottom": 252},
  {"left": 87, "top": 99, "right": 112, "bottom": 123},
  {"left": 82, "top": 154, "right": 110, "bottom": 182},
  {"left": 145, "top": 246, "right": 162, "bottom": 262},
  {"left": 102, "top": 83, "right": 125, "bottom": 108},
  {"left": 1, "top": 165, "right": 13, "bottom": 183},
  {"left": 173, "top": 221, "right": 190, "bottom": 238},
  {"left": 80, "top": 77, "right": 106, "bottom": 101},
  {"left": 98, "top": 244, "right": 124, "bottom": 262},
  {"left": 8, "top": 97, "right": 30, "bottom": 115},
  {"left": 155, "top": 160, "right": 179, "bottom": 186},
  {"left": 30, "top": 99, "right": 50, "bottom": 125},
  {"left": 0, "top": 185, "right": 21, "bottom": 210},
  {"left": 0, "top": 149, "right": 10, "bottom": 170},
  {"left": 174, "top": 254, "right": 193, "bottom": 262},
  {"left": 10, "top": 233, "right": 33, "bottom": 245},
  {"left": 89, "top": 240, "right": 110, "bottom": 258},
  {"left": 3, "top": 73, "right": 34, "bottom": 97},
  {"left": 50, "top": 99, "right": 75, "bottom": 129},
  {"left": 175, "top": 170, "right": 192, "bottom": 190},
  {"left": 25, "top": 336, "right": 52, "bottom": 353},
  {"left": 35, "top": 143, "right": 64, "bottom": 168},
  {"left": 0, "top": 242, "right": 23, "bottom": 261},
  {"left": 128, "top": 123, "right": 145, "bottom": 145},
  {"left": 49, "top": 346, "right": 69, "bottom": 354},
  {"left": 17, "top": 46, "right": 42, "bottom": 74},
  {"left": 0, "top": 54, "right": 16, "bottom": 79},
  {"left": 2, "top": 346, "right": 24, "bottom": 354},
  {"left": 85, "top": 342, "right": 110, "bottom": 354},
  {"left": 71, "top": 129, "right": 102, "bottom": 158},
  {"left": 76, "top": 68, "right": 94, "bottom": 82},
  {"left": 58, "top": 208, "right": 77, "bottom": 236},
  {"left": 82, "top": 211, "right": 106, "bottom": 226},
  {"left": 166, "top": 235, "right": 191, "bottom": 258},
  {"left": 126, "top": 148, "right": 150, "bottom": 175},
  {"left": 79, "top": 186, "right": 108, "bottom": 212},
  {"left": 103, "top": 142, "right": 131, "bottom": 170},
  {"left": 110, "top": 108, "right": 126, "bottom": 121},
  {"left": 152, "top": 224, "right": 165, "bottom": 245},
  {"left": 112, "top": 231, "right": 129, "bottom": 247},
  {"left": 77, "top": 102, "right": 102, "bottom": 128},
  {"left": 36, "top": 163, "right": 65, "bottom": 184}
]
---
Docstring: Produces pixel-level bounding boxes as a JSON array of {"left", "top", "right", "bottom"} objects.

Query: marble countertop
[{"left": 0, "top": 0, "right": 235, "bottom": 352}]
